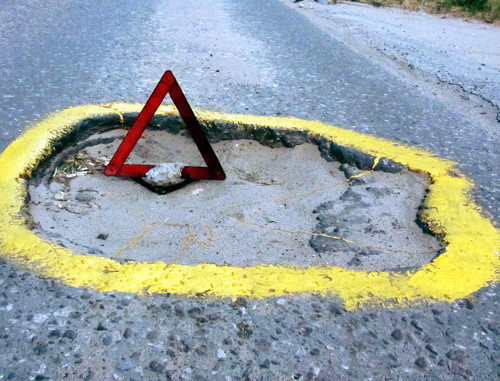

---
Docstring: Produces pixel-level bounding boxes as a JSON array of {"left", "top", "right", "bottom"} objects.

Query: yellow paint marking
[
  {"left": 181, "top": 225, "right": 215, "bottom": 252},
  {"left": 102, "top": 104, "right": 125, "bottom": 125},
  {"left": 116, "top": 224, "right": 152, "bottom": 257},
  {"left": 372, "top": 156, "right": 381, "bottom": 170},
  {"left": 0, "top": 103, "right": 498, "bottom": 310},
  {"left": 346, "top": 171, "right": 372, "bottom": 181},
  {"left": 238, "top": 218, "right": 436, "bottom": 256},
  {"left": 237, "top": 217, "right": 355, "bottom": 244},
  {"left": 345, "top": 156, "right": 380, "bottom": 181}
]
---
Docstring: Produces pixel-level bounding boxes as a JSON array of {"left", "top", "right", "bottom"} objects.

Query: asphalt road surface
[{"left": 0, "top": 0, "right": 498, "bottom": 380}]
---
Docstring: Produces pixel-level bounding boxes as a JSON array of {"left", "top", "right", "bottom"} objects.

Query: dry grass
[{"left": 347, "top": 0, "right": 500, "bottom": 23}]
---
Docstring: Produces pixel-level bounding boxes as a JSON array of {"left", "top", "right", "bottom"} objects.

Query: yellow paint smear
[
  {"left": 0, "top": 103, "right": 498, "bottom": 310},
  {"left": 116, "top": 224, "right": 152, "bottom": 257}
]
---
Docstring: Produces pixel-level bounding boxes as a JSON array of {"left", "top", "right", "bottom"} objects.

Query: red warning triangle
[{"left": 104, "top": 70, "right": 226, "bottom": 181}]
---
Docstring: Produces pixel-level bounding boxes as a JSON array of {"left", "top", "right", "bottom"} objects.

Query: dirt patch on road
[{"left": 29, "top": 124, "right": 441, "bottom": 271}]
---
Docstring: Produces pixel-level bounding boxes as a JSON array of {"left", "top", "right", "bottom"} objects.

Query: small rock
[
  {"left": 62, "top": 330, "right": 78, "bottom": 340},
  {"left": 33, "top": 342, "right": 48, "bottom": 355},
  {"left": 347, "top": 256, "right": 362, "bottom": 267},
  {"left": 102, "top": 336, "right": 112, "bottom": 346},
  {"left": 391, "top": 329, "right": 403, "bottom": 341},
  {"left": 117, "top": 360, "right": 133, "bottom": 371},
  {"left": 487, "top": 321, "right": 499, "bottom": 334},
  {"left": 64, "top": 201, "right": 86, "bottom": 214},
  {"left": 70, "top": 311, "right": 82, "bottom": 319},
  {"left": 187, "top": 307, "right": 203, "bottom": 317},
  {"left": 425, "top": 344, "right": 438, "bottom": 355},
  {"left": 415, "top": 357, "right": 428, "bottom": 369},
  {"left": 237, "top": 323, "right": 253, "bottom": 339},
  {"left": 97, "top": 234, "right": 109, "bottom": 240},
  {"left": 411, "top": 320, "right": 423, "bottom": 332},
  {"left": 96, "top": 322, "right": 107, "bottom": 331},
  {"left": 233, "top": 297, "right": 247, "bottom": 307},
  {"left": 259, "top": 359, "right": 270, "bottom": 369},
  {"left": 147, "top": 330, "right": 160, "bottom": 341},
  {"left": 54, "top": 191, "right": 69, "bottom": 201},
  {"left": 48, "top": 329, "right": 61, "bottom": 338},
  {"left": 174, "top": 306, "right": 185, "bottom": 317},
  {"left": 75, "top": 192, "right": 95, "bottom": 202},
  {"left": 194, "top": 344, "right": 208, "bottom": 356},
  {"left": 84, "top": 369, "right": 95, "bottom": 381},
  {"left": 447, "top": 349, "right": 466, "bottom": 363},
  {"left": 329, "top": 304, "right": 343, "bottom": 316},
  {"left": 143, "top": 163, "right": 184, "bottom": 187},
  {"left": 149, "top": 361, "right": 166, "bottom": 373},
  {"left": 123, "top": 327, "right": 133, "bottom": 339}
]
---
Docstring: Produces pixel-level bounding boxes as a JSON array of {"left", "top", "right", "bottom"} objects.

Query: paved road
[{"left": 0, "top": 0, "right": 498, "bottom": 379}]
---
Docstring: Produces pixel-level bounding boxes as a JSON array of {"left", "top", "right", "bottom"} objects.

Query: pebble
[
  {"left": 84, "top": 370, "right": 95, "bottom": 380},
  {"left": 48, "top": 329, "right": 61, "bottom": 338},
  {"left": 391, "top": 329, "right": 403, "bottom": 341},
  {"left": 102, "top": 336, "right": 112, "bottom": 346},
  {"left": 64, "top": 201, "right": 86, "bottom": 214},
  {"left": 53, "top": 191, "right": 69, "bottom": 201},
  {"left": 411, "top": 320, "right": 423, "bottom": 331},
  {"left": 147, "top": 330, "right": 160, "bottom": 341},
  {"left": 123, "top": 327, "right": 133, "bottom": 339},
  {"left": 149, "top": 361, "right": 166, "bottom": 373},
  {"left": 447, "top": 349, "right": 466, "bottom": 363},
  {"left": 62, "top": 329, "right": 78, "bottom": 340},
  {"left": 33, "top": 342, "right": 48, "bottom": 355},
  {"left": 117, "top": 360, "right": 133, "bottom": 371},
  {"left": 415, "top": 357, "right": 428, "bottom": 369},
  {"left": 425, "top": 344, "right": 438, "bottom": 355},
  {"left": 96, "top": 322, "right": 107, "bottom": 331},
  {"left": 194, "top": 344, "right": 208, "bottom": 356},
  {"left": 259, "top": 359, "right": 270, "bottom": 368},
  {"left": 75, "top": 192, "right": 96, "bottom": 202}
]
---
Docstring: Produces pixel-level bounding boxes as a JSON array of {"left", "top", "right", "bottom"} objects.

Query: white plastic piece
[{"left": 143, "top": 163, "right": 185, "bottom": 187}]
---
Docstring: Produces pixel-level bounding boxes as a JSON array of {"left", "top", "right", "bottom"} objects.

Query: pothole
[{"left": 28, "top": 120, "right": 442, "bottom": 271}]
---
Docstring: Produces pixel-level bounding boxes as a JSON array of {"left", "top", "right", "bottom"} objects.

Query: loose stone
[
  {"left": 391, "top": 329, "right": 403, "bottom": 341},
  {"left": 123, "top": 327, "right": 133, "bottom": 339},
  {"left": 117, "top": 360, "right": 133, "bottom": 371},
  {"left": 149, "top": 361, "right": 166, "bottom": 373},
  {"left": 415, "top": 357, "right": 428, "bottom": 369},
  {"left": 147, "top": 330, "right": 160, "bottom": 341},
  {"left": 62, "top": 330, "right": 77, "bottom": 340}
]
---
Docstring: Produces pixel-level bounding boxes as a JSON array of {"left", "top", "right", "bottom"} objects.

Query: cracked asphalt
[{"left": 0, "top": 0, "right": 498, "bottom": 379}]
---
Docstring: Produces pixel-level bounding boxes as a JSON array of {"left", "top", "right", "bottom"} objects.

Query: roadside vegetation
[{"left": 341, "top": 0, "right": 500, "bottom": 22}]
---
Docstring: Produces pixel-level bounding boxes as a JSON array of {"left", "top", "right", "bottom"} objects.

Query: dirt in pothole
[{"left": 28, "top": 128, "right": 442, "bottom": 271}]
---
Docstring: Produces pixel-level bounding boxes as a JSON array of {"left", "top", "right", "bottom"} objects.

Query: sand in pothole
[{"left": 29, "top": 129, "right": 442, "bottom": 271}]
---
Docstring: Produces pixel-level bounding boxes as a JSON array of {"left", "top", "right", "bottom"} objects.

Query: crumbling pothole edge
[{"left": 0, "top": 103, "right": 497, "bottom": 310}]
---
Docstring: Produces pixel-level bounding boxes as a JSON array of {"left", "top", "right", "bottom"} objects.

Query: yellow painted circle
[{"left": 0, "top": 104, "right": 497, "bottom": 309}]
